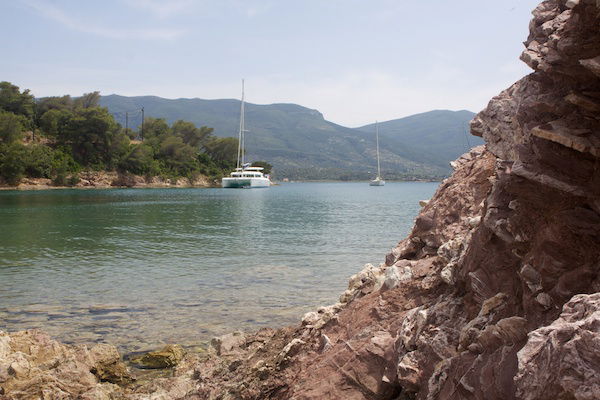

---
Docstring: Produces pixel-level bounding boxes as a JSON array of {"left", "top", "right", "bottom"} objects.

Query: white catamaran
[
  {"left": 369, "top": 121, "right": 385, "bottom": 186},
  {"left": 222, "top": 80, "right": 271, "bottom": 188}
]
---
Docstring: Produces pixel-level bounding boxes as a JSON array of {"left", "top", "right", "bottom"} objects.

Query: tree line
[{"left": 0, "top": 81, "right": 259, "bottom": 186}]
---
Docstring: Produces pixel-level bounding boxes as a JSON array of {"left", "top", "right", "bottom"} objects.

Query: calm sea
[{"left": 0, "top": 182, "right": 437, "bottom": 353}]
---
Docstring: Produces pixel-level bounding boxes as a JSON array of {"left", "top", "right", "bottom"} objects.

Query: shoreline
[
  {"left": 0, "top": 178, "right": 442, "bottom": 191},
  {"left": 0, "top": 171, "right": 218, "bottom": 191}
]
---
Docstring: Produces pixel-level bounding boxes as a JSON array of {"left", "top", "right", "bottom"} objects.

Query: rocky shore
[
  {"left": 0, "top": 171, "right": 216, "bottom": 190},
  {"left": 1, "top": 0, "right": 599, "bottom": 399}
]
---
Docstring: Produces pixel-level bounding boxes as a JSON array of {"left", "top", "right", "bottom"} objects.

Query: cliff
[{"left": 1, "top": 0, "right": 599, "bottom": 399}]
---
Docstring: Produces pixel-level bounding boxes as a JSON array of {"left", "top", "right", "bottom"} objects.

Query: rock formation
[
  {"left": 1, "top": 0, "right": 599, "bottom": 399},
  {"left": 186, "top": 1, "right": 600, "bottom": 398}
]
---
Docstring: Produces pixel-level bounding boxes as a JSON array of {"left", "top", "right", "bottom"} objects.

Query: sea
[{"left": 0, "top": 182, "right": 438, "bottom": 354}]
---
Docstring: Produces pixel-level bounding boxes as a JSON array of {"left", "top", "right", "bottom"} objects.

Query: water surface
[{"left": 0, "top": 182, "right": 437, "bottom": 352}]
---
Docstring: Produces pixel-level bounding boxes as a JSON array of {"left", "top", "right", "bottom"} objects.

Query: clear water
[{"left": 0, "top": 182, "right": 437, "bottom": 353}]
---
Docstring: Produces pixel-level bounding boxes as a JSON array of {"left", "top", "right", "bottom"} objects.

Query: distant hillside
[
  {"left": 100, "top": 95, "right": 480, "bottom": 180},
  {"left": 357, "top": 110, "right": 483, "bottom": 171}
]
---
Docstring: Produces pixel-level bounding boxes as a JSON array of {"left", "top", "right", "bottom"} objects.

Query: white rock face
[
  {"left": 515, "top": 293, "right": 600, "bottom": 400},
  {"left": 383, "top": 265, "right": 413, "bottom": 290}
]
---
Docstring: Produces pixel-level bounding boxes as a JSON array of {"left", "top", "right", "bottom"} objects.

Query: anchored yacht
[
  {"left": 369, "top": 121, "right": 385, "bottom": 186},
  {"left": 222, "top": 80, "right": 271, "bottom": 189}
]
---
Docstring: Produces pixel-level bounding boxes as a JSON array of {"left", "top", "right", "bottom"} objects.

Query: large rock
[
  {"left": 211, "top": 331, "right": 246, "bottom": 356},
  {"left": 130, "top": 344, "right": 185, "bottom": 369},
  {"left": 515, "top": 293, "right": 600, "bottom": 400},
  {"left": 0, "top": 330, "right": 133, "bottom": 399}
]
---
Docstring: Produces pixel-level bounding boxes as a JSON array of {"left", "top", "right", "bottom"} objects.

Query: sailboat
[
  {"left": 369, "top": 121, "right": 385, "bottom": 186},
  {"left": 221, "top": 80, "right": 271, "bottom": 188}
]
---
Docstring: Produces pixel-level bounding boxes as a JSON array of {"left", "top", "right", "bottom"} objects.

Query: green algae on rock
[{"left": 130, "top": 344, "right": 185, "bottom": 369}]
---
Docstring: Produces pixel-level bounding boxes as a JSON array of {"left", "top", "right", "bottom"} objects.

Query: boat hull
[
  {"left": 222, "top": 177, "right": 271, "bottom": 188},
  {"left": 369, "top": 179, "right": 385, "bottom": 186}
]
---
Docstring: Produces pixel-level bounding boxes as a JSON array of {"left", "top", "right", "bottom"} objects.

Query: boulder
[
  {"left": 211, "top": 331, "right": 246, "bottom": 356},
  {"left": 515, "top": 293, "right": 600, "bottom": 400},
  {"left": 130, "top": 344, "right": 185, "bottom": 369}
]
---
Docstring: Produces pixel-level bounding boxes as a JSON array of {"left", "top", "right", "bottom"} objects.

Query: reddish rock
[
  {"left": 515, "top": 293, "right": 600, "bottom": 400},
  {"left": 2, "top": 1, "right": 599, "bottom": 399}
]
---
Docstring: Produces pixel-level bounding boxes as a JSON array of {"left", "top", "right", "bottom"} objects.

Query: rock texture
[
  {"left": 515, "top": 293, "right": 600, "bottom": 400},
  {"left": 0, "top": 330, "right": 132, "bottom": 399},
  {"left": 1, "top": 1, "right": 599, "bottom": 399},
  {"left": 0, "top": 330, "right": 205, "bottom": 399},
  {"left": 183, "top": 1, "right": 600, "bottom": 399}
]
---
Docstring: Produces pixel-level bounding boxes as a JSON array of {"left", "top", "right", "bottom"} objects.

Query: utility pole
[
  {"left": 125, "top": 112, "right": 128, "bottom": 137},
  {"left": 141, "top": 107, "right": 145, "bottom": 141},
  {"left": 32, "top": 110, "right": 36, "bottom": 142}
]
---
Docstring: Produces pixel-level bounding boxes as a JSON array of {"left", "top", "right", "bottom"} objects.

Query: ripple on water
[{"left": 0, "top": 182, "right": 438, "bottom": 353}]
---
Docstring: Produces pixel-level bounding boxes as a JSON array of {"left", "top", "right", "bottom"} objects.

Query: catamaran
[
  {"left": 222, "top": 80, "right": 271, "bottom": 188},
  {"left": 369, "top": 121, "right": 385, "bottom": 186}
]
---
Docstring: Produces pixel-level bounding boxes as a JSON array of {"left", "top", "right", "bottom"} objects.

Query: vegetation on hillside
[
  {"left": 0, "top": 82, "right": 240, "bottom": 186},
  {"left": 101, "top": 95, "right": 481, "bottom": 180}
]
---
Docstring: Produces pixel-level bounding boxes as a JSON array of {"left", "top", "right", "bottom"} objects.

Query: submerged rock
[{"left": 130, "top": 344, "right": 185, "bottom": 369}]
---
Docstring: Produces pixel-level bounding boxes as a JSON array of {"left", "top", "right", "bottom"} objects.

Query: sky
[{"left": 1, "top": 0, "right": 541, "bottom": 127}]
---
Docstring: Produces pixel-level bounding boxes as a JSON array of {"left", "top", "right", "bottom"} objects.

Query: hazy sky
[{"left": 2, "top": 0, "right": 540, "bottom": 127}]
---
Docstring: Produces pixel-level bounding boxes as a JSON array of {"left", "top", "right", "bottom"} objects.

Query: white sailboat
[
  {"left": 222, "top": 80, "right": 271, "bottom": 189},
  {"left": 369, "top": 121, "right": 385, "bottom": 186}
]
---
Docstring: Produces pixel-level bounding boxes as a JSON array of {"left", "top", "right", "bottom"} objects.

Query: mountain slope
[
  {"left": 357, "top": 110, "right": 483, "bottom": 170},
  {"left": 100, "top": 95, "right": 479, "bottom": 179}
]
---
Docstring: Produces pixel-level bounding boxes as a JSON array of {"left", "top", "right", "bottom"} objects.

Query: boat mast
[
  {"left": 236, "top": 79, "right": 245, "bottom": 169},
  {"left": 376, "top": 121, "right": 381, "bottom": 179}
]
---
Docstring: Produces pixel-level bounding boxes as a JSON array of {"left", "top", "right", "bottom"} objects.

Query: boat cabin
[{"left": 230, "top": 166, "right": 265, "bottom": 178}]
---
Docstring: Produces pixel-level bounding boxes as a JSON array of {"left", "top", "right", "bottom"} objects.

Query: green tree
[
  {"left": 39, "top": 108, "right": 74, "bottom": 138},
  {"left": 23, "top": 144, "right": 55, "bottom": 178},
  {"left": 0, "top": 143, "right": 28, "bottom": 184},
  {"left": 0, "top": 111, "right": 24, "bottom": 144},
  {"left": 157, "top": 136, "right": 197, "bottom": 176},
  {"left": 73, "top": 91, "right": 101, "bottom": 109},
  {"left": 120, "top": 144, "right": 157, "bottom": 175},
  {"left": 204, "top": 137, "right": 238, "bottom": 164},
  {"left": 0, "top": 82, "right": 35, "bottom": 121},
  {"left": 63, "top": 107, "right": 129, "bottom": 168},
  {"left": 142, "top": 117, "right": 170, "bottom": 140},
  {"left": 36, "top": 95, "right": 74, "bottom": 115},
  {"left": 172, "top": 120, "right": 213, "bottom": 148},
  {"left": 51, "top": 150, "right": 80, "bottom": 185}
]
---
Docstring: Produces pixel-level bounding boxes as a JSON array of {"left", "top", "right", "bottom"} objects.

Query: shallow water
[{"left": 0, "top": 182, "right": 438, "bottom": 353}]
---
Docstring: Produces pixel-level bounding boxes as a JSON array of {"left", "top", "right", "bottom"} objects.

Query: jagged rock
[
  {"left": 440, "top": 262, "right": 457, "bottom": 285},
  {"left": 399, "top": 307, "right": 428, "bottom": 351},
  {"left": 89, "top": 343, "right": 133, "bottom": 384},
  {"left": 383, "top": 265, "right": 413, "bottom": 290},
  {"left": 0, "top": 330, "right": 134, "bottom": 399},
  {"left": 320, "top": 334, "right": 332, "bottom": 353},
  {"left": 4, "top": 1, "right": 600, "bottom": 399},
  {"left": 515, "top": 293, "right": 600, "bottom": 400},
  {"left": 275, "top": 339, "right": 305, "bottom": 366},
  {"left": 467, "top": 216, "right": 481, "bottom": 228},
  {"left": 340, "top": 263, "right": 385, "bottom": 303},
  {"left": 211, "top": 331, "right": 246, "bottom": 356}
]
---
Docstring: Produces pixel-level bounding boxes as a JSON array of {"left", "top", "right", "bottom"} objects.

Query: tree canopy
[{"left": 0, "top": 81, "right": 261, "bottom": 186}]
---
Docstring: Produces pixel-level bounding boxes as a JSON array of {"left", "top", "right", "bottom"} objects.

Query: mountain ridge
[{"left": 100, "top": 94, "right": 482, "bottom": 179}]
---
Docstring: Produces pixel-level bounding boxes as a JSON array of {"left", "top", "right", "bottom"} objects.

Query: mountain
[
  {"left": 357, "top": 110, "right": 483, "bottom": 171},
  {"left": 100, "top": 94, "right": 481, "bottom": 180}
]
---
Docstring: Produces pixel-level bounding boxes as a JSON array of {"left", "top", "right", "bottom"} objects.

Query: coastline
[
  {"left": 0, "top": 171, "right": 218, "bottom": 191},
  {"left": 0, "top": 177, "right": 442, "bottom": 191}
]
